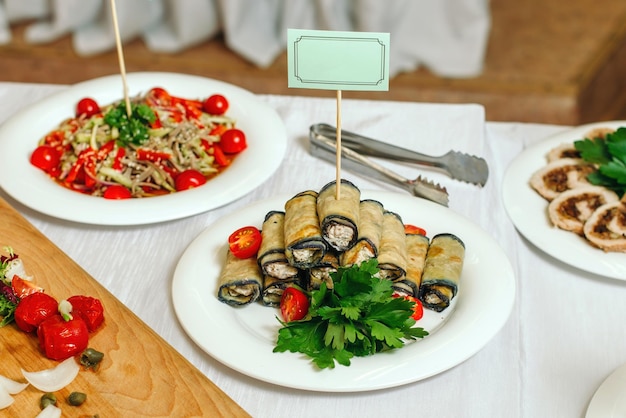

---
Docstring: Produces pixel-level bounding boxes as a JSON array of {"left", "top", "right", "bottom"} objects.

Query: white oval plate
[
  {"left": 586, "top": 362, "right": 626, "bottom": 418},
  {"left": 502, "top": 121, "right": 626, "bottom": 280},
  {"left": 0, "top": 72, "right": 287, "bottom": 225},
  {"left": 172, "top": 190, "right": 515, "bottom": 392}
]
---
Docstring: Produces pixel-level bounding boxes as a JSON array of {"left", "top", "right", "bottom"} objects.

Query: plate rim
[
  {"left": 171, "top": 190, "right": 516, "bottom": 392},
  {"left": 0, "top": 72, "right": 287, "bottom": 225},
  {"left": 502, "top": 120, "right": 626, "bottom": 280}
]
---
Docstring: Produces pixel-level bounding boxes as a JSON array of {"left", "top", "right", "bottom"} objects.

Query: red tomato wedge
[
  {"left": 67, "top": 295, "right": 105, "bottom": 332},
  {"left": 14, "top": 292, "right": 58, "bottom": 333},
  {"left": 280, "top": 287, "right": 310, "bottom": 322},
  {"left": 11, "top": 275, "right": 44, "bottom": 299},
  {"left": 227, "top": 226, "right": 262, "bottom": 259},
  {"left": 393, "top": 294, "right": 424, "bottom": 321},
  {"left": 38, "top": 314, "right": 89, "bottom": 361},
  {"left": 404, "top": 224, "right": 427, "bottom": 236}
]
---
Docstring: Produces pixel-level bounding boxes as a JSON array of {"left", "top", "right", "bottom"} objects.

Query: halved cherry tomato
[
  {"left": 228, "top": 226, "right": 262, "bottom": 259},
  {"left": 67, "top": 295, "right": 104, "bottom": 332},
  {"left": 37, "top": 314, "right": 89, "bottom": 360},
  {"left": 203, "top": 94, "right": 229, "bottom": 115},
  {"left": 14, "top": 292, "right": 58, "bottom": 333},
  {"left": 30, "top": 145, "right": 60, "bottom": 173},
  {"left": 280, "top": 287, "right": 310, "bottom": 322},
  {"left": 76, "top": 97, "right": 101, "bottom": 117},
  {"left": 220, "top": 129, "right": 247, "bottom": 154},
  {"left": 11, "top": 275, "right": 44, "bottom": 299},
  {"left": 404, "top": 224, "right": 427, "bottom": 236},
  {"left": 103, "top": 185, "right": 132, "bottom": 199},
  {"left": 175, "top": 169, "right": 207, "bottom": 191},
  {"left": 393, "top": 294, "right": 424, "bottom": 321}
]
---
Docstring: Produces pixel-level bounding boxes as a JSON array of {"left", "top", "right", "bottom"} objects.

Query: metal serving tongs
[
  {"left": 309, "top": 125, "right": 450, "bottom": 206},
  {"left": 311, "top": 123, "right": 489, "bottom": 186}
]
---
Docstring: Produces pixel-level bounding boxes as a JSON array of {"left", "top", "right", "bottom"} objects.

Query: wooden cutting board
[{"left": 0, "top": 197, "right": 250, "bottom": 417}]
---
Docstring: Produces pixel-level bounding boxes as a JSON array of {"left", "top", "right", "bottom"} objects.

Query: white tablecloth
[{"left": 1, "top": 81, "right": 625, "bottom": 418}]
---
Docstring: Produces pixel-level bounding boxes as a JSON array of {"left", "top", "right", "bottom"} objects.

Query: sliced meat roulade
[
  {"left": 548, "top": 186, "right": 619, "bottom": 235},
  {"left": 583, "top": 201, "right": 626, "bottom": 253},
  {"left": 530, "top": 158, "right": 597, "bottom": 201}
]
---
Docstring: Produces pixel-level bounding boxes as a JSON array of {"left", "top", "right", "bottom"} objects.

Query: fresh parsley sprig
[
  {"left": 273, "top": 259, "right": 428, "bottom": 369},
  {"left": 574, "top": 127, "right": 626, "bottom": 196},
  {"left": 104, "top": 102, "right": 156, "bottom": 147}
]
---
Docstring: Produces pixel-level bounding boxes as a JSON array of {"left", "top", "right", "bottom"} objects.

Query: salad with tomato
[
  {"left": 1, "top": 247, "right": 105, "bottom": 361},
  {"left": 30, "top": 88, "right": 248, "bottom": 199}
]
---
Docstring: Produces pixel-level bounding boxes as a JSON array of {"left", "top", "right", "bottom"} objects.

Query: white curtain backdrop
[{"left": 0, "top": 0, "right": 491, "bottom": 78}]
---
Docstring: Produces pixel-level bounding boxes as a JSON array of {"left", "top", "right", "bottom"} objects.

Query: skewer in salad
[{"left": 30, "top": 87, "right": 247, "bottom": 199}]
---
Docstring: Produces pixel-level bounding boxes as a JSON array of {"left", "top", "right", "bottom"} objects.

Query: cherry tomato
[
  {"left": 220, "top": 129, "right": 247, "bottom": 154},
  {"left": 103, "top": 185, "right": 132, "bottom": 200},
  {"left": 14, "top": 292, "right": 58, "bottom": 333},
  {"left": 11, "top": 275, "right": 44, "bottom": 299},
  {"left": 37, "top": 314, "right": 89, "bottom": 361},
  {"left": 30, "top": 145, "right": 60, "bottom": 173},
  {"left": 175, "top": 169, "right": 207, "bottom": 191},
  {"left": 147, "top": 87, "right": 172, "bottom": 106},
  {"left": 228, "top": 226, "right": 262, "bottom": 259},
  {"left": 203, "top": 94, "right": 229, "bottom": 115},
  {"left": 393, "top": 294, "right": 424, "bottom": 321},
  {"left": 280, "top": 287, "right": 310, "bottom": 322},
  {"left": 76, "top": 97, "right": 101, "bottom": 117},
  {"left": 67, "top": 295, "right": 105, "bottom": 332},
  {"left": 404, "top": 224, "right": 427, "bottom": 236}
]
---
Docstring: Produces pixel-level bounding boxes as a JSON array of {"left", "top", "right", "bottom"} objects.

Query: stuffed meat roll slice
[
  {"left": 284, "top": 190, "right": 327, "bottom": 268},
  {"left": 376, "top": 210, "right": 407, "bottom": 281},
  {"left": 529, "top": 158, "right": 596, "bottom": 201},
  {"left": 393, "top": 233, "right": 429, "bottom": 297},
  {"left": 548, "top": 186, "right": 619, "bottom": 235},
  {"left": 307, "top": 251, "right": 339, "bottom": 291},
  {"left": 262, "top": 274, "right": 302, "bottom": 306},
  {"left": 257, "top": 211, "right": 299, "bottom": 279},
  {"left": 583, "top": 200, "right": 626, "bottom": 252},
  {"left": 419, "top": 233, "right": 465, "bottom": 312},
  {"left": 340, "top": 199, "right": 384, "bottom": 266},
  {"left": 317, "top": 179, "right": 361, "bottom": 252},
  {"left": 217, "top": 249, "right": 262, "bottom": 306}
]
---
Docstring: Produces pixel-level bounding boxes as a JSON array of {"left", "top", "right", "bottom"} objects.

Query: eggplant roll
[
  {"left": 340, "top": 199, "right": 384, "bottom": 266},
  {"left": 257, "top": 211, "right": 300, "bottom": 279},
  {"left": 307, "top": 251, "right": 339, "bottom": 291},
  {"left": 262, "top": 275, "right": 302, "bottom": 306},
  {"left": 284, "top": 190, "right": 327, "bottom": 268},
  {"left": 316, "top": 179, "right": 361, "bottom": 252},
  {"left": 393, "top": 233, "right": 430, "bottom": 297},
  {"left": 376, "top": 210, "right": 408, "bottom": 281},
  {"left": 419, "top": 233, "right": 465, "bottom": 312},
  {"left": 217, "top": 249, "right": 262, "bottom": 306}
]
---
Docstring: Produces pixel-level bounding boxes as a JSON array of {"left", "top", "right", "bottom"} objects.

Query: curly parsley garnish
[
  {"left": 575, "top": 127, "right": 626, "bottom": 197},
  {"left": 104, "top": 102, "right": 156, "bottom": 147},
  {"left": 273, "top": 259, "right": 428, "bottom": 369}
]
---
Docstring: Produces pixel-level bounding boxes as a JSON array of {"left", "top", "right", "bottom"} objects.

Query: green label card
[{"left": 287, "top": 29, "right": 390, "bottom": 91}]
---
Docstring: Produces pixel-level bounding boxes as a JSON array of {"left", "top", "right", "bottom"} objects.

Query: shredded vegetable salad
[{"left": 30, "top": 87, "right": 247, "bottom": 199}]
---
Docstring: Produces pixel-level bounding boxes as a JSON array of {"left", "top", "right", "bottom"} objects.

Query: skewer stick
[
  {"left": 335, "top": 89, "right": 342, "bottom": 200},
  {"left": 110, "top": 0, "right": 131, "bottom": 117}
]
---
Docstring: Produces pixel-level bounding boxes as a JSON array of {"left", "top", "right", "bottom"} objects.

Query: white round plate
[
  {"left": 503, "top": 121, "right": 626, "bottom": 280},
  {"left": 172, "top": 190, "right": 515, "bottom": 392},
  {"left": 586, "top": 362, "right": 626, "bottom": 417},
  {"left": 0, "top": 72, "right": 287, "bottom": 225}
]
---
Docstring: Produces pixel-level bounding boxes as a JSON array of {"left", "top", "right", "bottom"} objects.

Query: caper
[
  {"left": 40, "top": 392, "right": 57, "bottom": 409},
  {"left": 68, "top": 391, "right": 87, "bottom": 406},
  {"left": 80, "top": 347, "right": 105, "bottom": 370}
]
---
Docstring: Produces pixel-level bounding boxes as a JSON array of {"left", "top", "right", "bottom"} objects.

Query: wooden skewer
[
  {"left": 110, "top": 0, "right": 132, "bottom": 117},
  {"left": 335, "top": 89, "right": 342, "bottom": 200}
]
